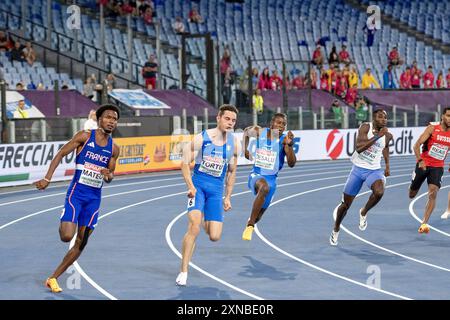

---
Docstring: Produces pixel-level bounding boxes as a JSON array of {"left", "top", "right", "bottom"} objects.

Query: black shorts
[{"left": 409, "top": 163, "right": 444, "bottom": 191}]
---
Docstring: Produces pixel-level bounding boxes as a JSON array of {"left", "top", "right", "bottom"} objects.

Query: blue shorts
[
  {"left": 343, "top": 165, "right": 386, "bottom": 196},
  {"left": 60, "top": 183, "right": 101, "bottom": 229},
  {"left": 248, "top": 173, "right": 277, "bottom": 209},
  {"left": 187, "top": 176, "right": 224, "bottom": 222}
]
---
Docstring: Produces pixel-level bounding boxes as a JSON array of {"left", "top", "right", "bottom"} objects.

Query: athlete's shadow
[
  {"left": 238, "top": 256, "right": 297, "bottom": 281},
  {"left": 338, "top": 247, "right": 404, "bottom": 266},
  {"left": 170, "top": 286, "right": 232, "bottom": 300}
]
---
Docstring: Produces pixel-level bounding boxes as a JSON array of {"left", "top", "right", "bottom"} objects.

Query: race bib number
[
  {"left": 254, "top": 148, "right": 277, "bottom": 170},
  {"left": 198, "top": 155, "right": 225, "bottom": 177},
  {"left": 429, "top": 144, "right": 448, "bottom": 160},
  {"left": 187, "top": 197, "right": 195, "bottom": 208},
  {"left": 79, "top": 162, "right": 104, "bottom": 188}
]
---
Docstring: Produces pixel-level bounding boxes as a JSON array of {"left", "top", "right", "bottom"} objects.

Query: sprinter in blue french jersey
[
  {"left": 35, "top": 104, "right": 120, "bottom": 293},
  {"left": 241, "top": 113, "right": 297, "bottom": 241},
  {"left": 176, "top": 105, "right": 240, "bottom": 286}
]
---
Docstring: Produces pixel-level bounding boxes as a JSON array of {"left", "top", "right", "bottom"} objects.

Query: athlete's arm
[
  {"left": 355, "top": 123, "right": 387, "bottom": 153},
  {"left": 283, "top": 131, "right": 296, "bottom": 167},
  {"left": 181, "top": 133, "right": 202, "bottom": 198},
  {"left": 413, "top": 125, "right": 434, "bottom": 170},
  {"left": 101, "top": 143, "right": 120, "bottom": 183},
  {"left": 383, "top": 133, "right": 393, "bottom": 177},
  {"left": 243, "top": 126, "right": 261, "bottom": 160},
  {"left": 223, "top": 137, "right": 239, "bottom": 211},
  {"left": 35, "top": 131, "right": 89, "bottom": 190}
]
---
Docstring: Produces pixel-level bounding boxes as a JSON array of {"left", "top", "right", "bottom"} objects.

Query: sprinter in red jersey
[{"left": 409, "top": 107, "right": 450, "bottom": 233}]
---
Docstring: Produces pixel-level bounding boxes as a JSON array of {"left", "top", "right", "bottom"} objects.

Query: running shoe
[
  {"left": 441, "top": 211, "right": 450, "bottom": 219},
  {"left": 176, "top": 272, "right": 187, "bottom": 286},
  {"left": 359, "top": 208, "right": 367, "bottom": 231},
  {"left": 418, "top": 223, "right": 430, "bottom": 234},
  {"left": 45, "top": 278, "right": 62, "bottom": 293},
  {"left": 242, "top": 225, "right": 254, "bottom": 241},
  {"left": 329, "top": 230, "right": 339, "bottom": 246}
]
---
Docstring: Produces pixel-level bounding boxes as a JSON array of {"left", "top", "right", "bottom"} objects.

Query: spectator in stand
[
  {"left": 330, "top": 99, "right": 343, "bottom": 128},
  {"left": 436, "top": 71, "right": 445, "bottom": 89},
  {"left": 222, "top": 66, "right": 233, "bottom": 104},
  {"left": 423, "top": 65, "right": 434, "bottom": 89},
  {"left": 345, "top": 83, "right": 358, "bottom": 107},
  {"left": 104, "top": 73, "right": 116, "bottom": 93},
  {"left": 446, "top": 68, "right": 450, "bottom": 88},
  {"left": 258, "top": 67, "right": 271, "bottom": 90},
  {"left": 309, "top": 68, "right": 318, "bottom": 89},
  {"left": 188, "top": 6, "right": 203, "bottom": 23},
  {"left": 10, "top": 41, "right": 25, "bottom": 62},
  {"left": 83, "top": 76, "right": 95, "bottom": 100},
  {"left": 291, "top": 71, "right": 304, "bottom": 89},
  {"left": 342, "top": 65, "right": 350, "bottom": 86},
  {"left": 269, "top": 70, "right": 282, "bottom": 90},
  {"left": 14, "top": 100, "right": 29, "bottom": 119},
  {"left": 252, "top": 88, "right": 263, "bottom": 114},
  {"left": 120, "top": 0, "right": 134, "bottom": 16},
  {"left": 320, "top": 69, "right": 330, "bottom": 91},
  {"left": 23, "top": 41, "right": 36, "bottom": 66},
  {"left": 348, "top": 66, "right": 359, "bottom": 88},
  {"left": 311, "top": 44, "right": 324, "bottom": 67},
  {"left": 143, "top": 7, "right": 153, "bottom": 25},
  {"left": 362, "top": 18, "right": 377, "bottom": 47},
  {"left": 142, "top": 54, "right": 158, "bottom": 89},
  {"left": 220, "top": 48, "right": 231, "bottom": 86},
  {"left": 388, "top": 46, "right": 403, "bottom": 67},
  {"left": 383, "top": 65, "right": 396, "bottom": 89},
  {"left": 339, "top": 44, "right": 351, "bottom": 65},
  {"left": 36, "top": 83, "right": 45, "bottom": 90},
  {"left": 335, "top": 76, "right": 348, "bottom": 99},
  {"left": 411, "top": 61, "right": 422, "bottom": 89},
  {"left": 400, "top": 67, "right": 412, "bottom": 89},
  {"left": 355, "top": 95, "right": 369, "bottom": 125},
  {"left": 16, "top": 82, "right": 25, "bottom": 91},
  {"left": 27, "top": 81, "right": 37, "bottom": 90},
  {"left": 328, "top": 45, "right": 339, "bottom": 66},
  {"left": 173, "top": 17, "right": 186, "bottom": 34},
  {"left": 0, "top": 30, "right": 13, "bottom": 52},
  {"left": 251, "top": 67, "right": 259, "bottom": 88},
  {"left": 361, "top": 68, "right": 380, "bottom": 89}
]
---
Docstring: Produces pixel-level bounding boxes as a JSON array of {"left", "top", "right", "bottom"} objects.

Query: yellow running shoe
[
  {"left": 45, "top": 278, "right": 62, "bottom": 293},
  {"left": 242, "top": 226, "right": 254, "bottom": 241},
  {"left": 418, "top": 224, "right": 430, "bottom": 234}
]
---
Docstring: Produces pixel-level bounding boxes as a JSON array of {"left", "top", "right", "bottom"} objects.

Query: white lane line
[
  {"left": 409, "top": 184, "right": 450, "bottom": 237},
  {"left": 254, "top": 182, "right": 412, "bottom": 300},
  {"left": 0, "top": 164, "right": 416, "bottom": 207}
]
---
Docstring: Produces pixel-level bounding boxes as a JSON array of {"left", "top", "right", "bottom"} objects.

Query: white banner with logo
[
  {"left": 109, "top": 89, "right": 171, "bottom": 109},
  {"left": 0, "top": 141, "right": 76, "bottom": 187}
]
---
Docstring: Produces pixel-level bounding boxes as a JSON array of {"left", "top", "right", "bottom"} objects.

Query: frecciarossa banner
[{"left": 0, "top": 127, "right": 425, "bottom": 187}]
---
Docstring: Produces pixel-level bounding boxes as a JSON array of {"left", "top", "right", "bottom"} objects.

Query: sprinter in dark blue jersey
[
  {"left": 242, "top": 113, "right": 297, "bottom": 241},
  {"left": 176, "top": 105, "right": 240, "bottom": 286},
  {"left": 35, "top": 104, "right": 120, "bottom": 293}
]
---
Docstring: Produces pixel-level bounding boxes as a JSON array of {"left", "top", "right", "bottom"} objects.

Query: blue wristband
[{"left": 373, "top": 134, "right": 380, "bottom": 140}]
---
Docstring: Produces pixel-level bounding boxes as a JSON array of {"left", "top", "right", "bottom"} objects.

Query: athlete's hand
[
  {"left": 378, "top": 127, "right": 388, "bottom": 137},
  {"left": 245, "top": 149, "right": 253, "bottom": 161},
  {"left": 100, "top": 168, "right": 112, "bottom": 182},
  {"left": 223, "top": 197, "right": 232, "bottom": 211},
  {"left": 283, "top": 131, "right": 295, "bottom": 146},
  {"left": 384, "top": 166, "right": 390, "bottom": 177},
  {"left": 35, "top": 179, "right": 49, "bottom": 190},
  {"left": 187, "top": 187, "right": 197, "bottom": 198},
  {"left": 419, "top": 160, "right": 426, "bottom": 171}
]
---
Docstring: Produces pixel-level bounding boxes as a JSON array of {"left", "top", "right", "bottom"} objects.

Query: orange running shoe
[
  {"left": 418, "top": 224, "right": 430, "bottom": 234},
  {"left": 45, "top": 277, "right": 62, "bottom": 293}
]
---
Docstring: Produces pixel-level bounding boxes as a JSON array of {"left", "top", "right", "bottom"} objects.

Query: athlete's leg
[
  {"left": 409, "top": 164, "right": 427, "bottom": 199},
  {"left": 422, "top": 184, "right": 440, "bottom": 224},
  {"left": 59, "top": 222, "right": 77, "bottom": 242},
  {"left": 248, "top": 178, "right": 270, "bottom": 226},
  {"left": 334, "top": 193, "right": 355, "bottom": 232},
  {"left": 50, "top": 225, "right": 93, "bottom": 279},
  {"left": 180, "top": 210, "right": 202, "bottom": 273},
  {"left": 361, "top": 176, "right": 385, "bottom": 216},
  {"left": 204, "top": 220, "right": 223, "bottom": 242}
]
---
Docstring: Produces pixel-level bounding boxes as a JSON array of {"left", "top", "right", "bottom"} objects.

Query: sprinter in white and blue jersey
[
  {"left": 241, "top": 113, "right": 297, "bottom": 241},
  {"left": 35, "top": 104, "right": 120, "bottom": 293},
  {"left": 330, "top": 109, "right": 392, "bottom": 246},
  {"left": 176, "top": 105, "right": 240, "bottom": 286}
]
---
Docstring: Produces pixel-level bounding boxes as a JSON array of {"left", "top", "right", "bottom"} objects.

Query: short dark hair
[
  {"left": 218, "top": 104, "right": 238, "bottom": 116},
  {"left": 373, "top": 108, "right": 386, "bottom": 116},
  {"left": 271, "top": 113, "right": 287, "bottom": 121},
  {"left": 96, "top": 104, "right": 120, "bottom": 120},
  {"left": 442, "top": 107, "right": 450, "bottom": 115}
]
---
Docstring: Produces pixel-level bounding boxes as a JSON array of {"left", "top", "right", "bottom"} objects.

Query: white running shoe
[
  {"left": 176, "top": 272, "right": 187, "bottom": 286},
  {"left": 359, "top": 208, "right": 367, "bottom": 231},
  {"left": 441, "top": 211, "right": 450, "bottom": 219},
  {"left": 329, "top": 230, "right": 339, "bottom": 246}
]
